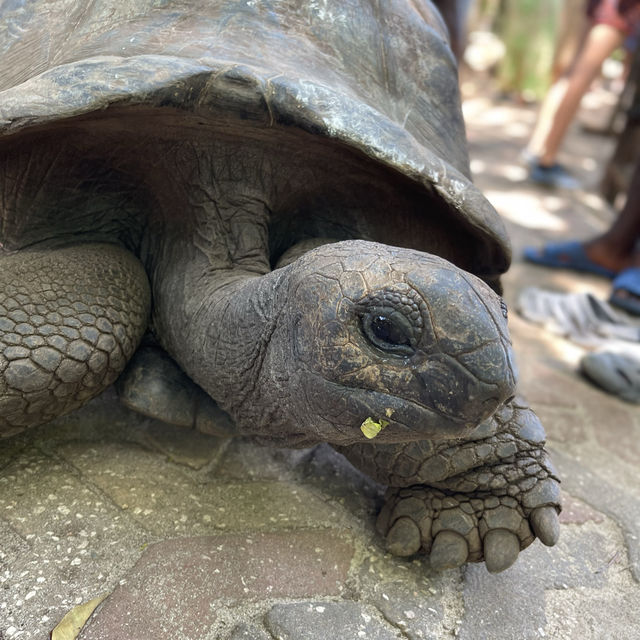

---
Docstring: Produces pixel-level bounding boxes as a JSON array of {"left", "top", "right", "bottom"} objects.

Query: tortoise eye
[
  {"left": 361, "top": 309, "right": 415, "bottom": 356},
  {"left": 371, "top": 315, "right": 409, "bottom": 345}
]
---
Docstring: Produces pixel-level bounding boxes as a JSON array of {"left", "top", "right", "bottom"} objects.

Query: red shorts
[{"left": 587, "top": 0, "right": 640, "bottom": 36}]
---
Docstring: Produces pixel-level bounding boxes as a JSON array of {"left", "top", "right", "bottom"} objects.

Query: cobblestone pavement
[{"left": 1, "top": 92, "right": 639, "bottom": 639}]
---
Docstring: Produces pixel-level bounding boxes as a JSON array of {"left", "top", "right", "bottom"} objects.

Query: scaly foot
[
  {"left": 338, "top": 399, "right": 561, "bottom": 573},
  {"left": 377, "top": 479, "right": 560, "bottom": 573}
]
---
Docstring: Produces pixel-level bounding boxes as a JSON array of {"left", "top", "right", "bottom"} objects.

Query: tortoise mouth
[{"left": 309, "top": 380, "right": 489, "bottom": 447}]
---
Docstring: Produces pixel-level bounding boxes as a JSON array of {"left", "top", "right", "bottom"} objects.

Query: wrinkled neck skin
[
  {"left": 155, "top": 247, "right": 295, "bottom": 440},
  {"left": 143, "top": 142, "right": 352, "bottom": 448},
  {"left": 145, "top": 144, "right": 295, "bottom": 439}
]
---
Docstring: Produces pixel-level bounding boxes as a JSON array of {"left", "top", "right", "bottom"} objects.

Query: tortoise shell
[{"left": 0, "top": 0, "right": 509, "bottom": 281}]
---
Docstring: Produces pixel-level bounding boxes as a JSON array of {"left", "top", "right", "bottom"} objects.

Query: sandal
[
  {"left": 609, "top": 267, "right": 640, "bottom": 316},
  {"left": 523, "top": 241, "right": 616, "bottom": 278}
]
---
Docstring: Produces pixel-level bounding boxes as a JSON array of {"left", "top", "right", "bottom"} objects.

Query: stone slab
[
  {"left": 227, "top": 623, "right": 273, "bottom": 640},
  {"left": 0, "top": 447, "right": 149, "bottom": 638},
  {"left": 551, "top": 448, "right": 640, "bottom": 581},
  {"left": 371, "top": 581, "right": 444, "bottom": 640},
  {"left": 559, "top": 493, "right": 605, "bottom": 526},
  {"left": 264, "top": 602, "right": 403, "bottom": 640},
  {"left": 79, "top": 531, "right": 354, "bottom": 640},
  {"left": 458, "top": 517, "right": 635, "bottom": 640}
]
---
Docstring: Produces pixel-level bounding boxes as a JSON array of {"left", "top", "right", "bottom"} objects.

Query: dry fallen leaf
[{"left": 50, "top": 593, "right": 108, "bottom": 640}]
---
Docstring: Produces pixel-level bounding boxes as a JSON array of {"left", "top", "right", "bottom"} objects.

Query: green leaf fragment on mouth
[{"left": 360, "top": 417, "right": 389, "bottom": 439}]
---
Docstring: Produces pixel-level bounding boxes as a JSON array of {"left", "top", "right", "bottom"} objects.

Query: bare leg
[
  {"left": 527, "top": 9, "right": 589, "bottom": 158},
  {"left": 549, "top": 0, "right": 590, "bottom": 84},
  {"left": 527, "top": 77, "right": 571, "bottom": 157},
  {"left": 537, "top": 23, "right": 625, "bottom": 167},
  {"left": 585, "top": 160, "right": 640, "bottom": 271}
]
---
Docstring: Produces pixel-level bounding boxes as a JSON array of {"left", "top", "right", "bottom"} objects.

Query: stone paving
[{"left": 2, "top": 91, "right": 640, "bottom": 639}]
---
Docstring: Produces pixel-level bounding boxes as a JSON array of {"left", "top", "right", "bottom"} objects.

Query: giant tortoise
[{"left": 0, "top": 0, "right": 560, "bottom": 573}]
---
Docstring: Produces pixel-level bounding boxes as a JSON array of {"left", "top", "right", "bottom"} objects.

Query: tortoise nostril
[{"left": 500, "top": 299, "right": 508, "bottom": 319}]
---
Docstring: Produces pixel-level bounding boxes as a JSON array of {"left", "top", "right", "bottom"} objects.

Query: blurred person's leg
[
  {"left": 527, "top": 0, "right": 590, "bottom": 158},
  {"left": 432, "top": 0, "right": 473, "bottom": 61},
  {"left": 527, "top": 75, "right": 572, "bottom": 159},
  {"left": 537, "top": 23, "right": 625, "bottom": 167},
  {"left": 524, "top": 159, "right": 640, "bottom": 284},
  {"left": 587, "top": 158, "right": 640, "bottom": 271},
  {"left": 525, "top": 0, "right": 640, "bottom": 188},
  {"left": 550, "top": 0, "right": 591, "bottom": 82}
]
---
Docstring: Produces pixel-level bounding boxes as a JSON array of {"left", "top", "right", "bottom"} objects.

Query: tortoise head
[{"left": 255, "top": 240, "right": 517, "bottom": 446}]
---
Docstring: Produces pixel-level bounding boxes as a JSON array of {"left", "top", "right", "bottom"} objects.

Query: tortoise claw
[
  {"left": 429, "top": 531, "right": 469, "bottom": 570},
  {"left": 483, "top": 529, "right": 520, "bottom": 573},
  {"left": 386, "top": 516, "right": 421, "bottom": 557},
  {"left": 530, "top": 506, "right": 560, "bottom": 546}
]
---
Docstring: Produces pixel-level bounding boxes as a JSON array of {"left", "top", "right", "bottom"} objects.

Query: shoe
[
  {"left": 529, "top": 162, "right": 580, "bottom": 189},
  {"left": 581, "top": 347, "right": 640, "bottom": 403},
  {"left": 610, "top": 267, "right": 640, "bottom": 316},
  {"left": 523, "top": 241, "right": 616, "bottom": 278}
]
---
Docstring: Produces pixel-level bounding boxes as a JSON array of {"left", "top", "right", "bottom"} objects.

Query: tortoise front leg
[
  {"left": 337, "top": 398, "right": 561, "bottom": 573},
  {"left": 116, "top": 344, "right": 238, "bottom": 437},
  {"left": 0, "top": 243, "right": 150, "bottom": 437}
]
